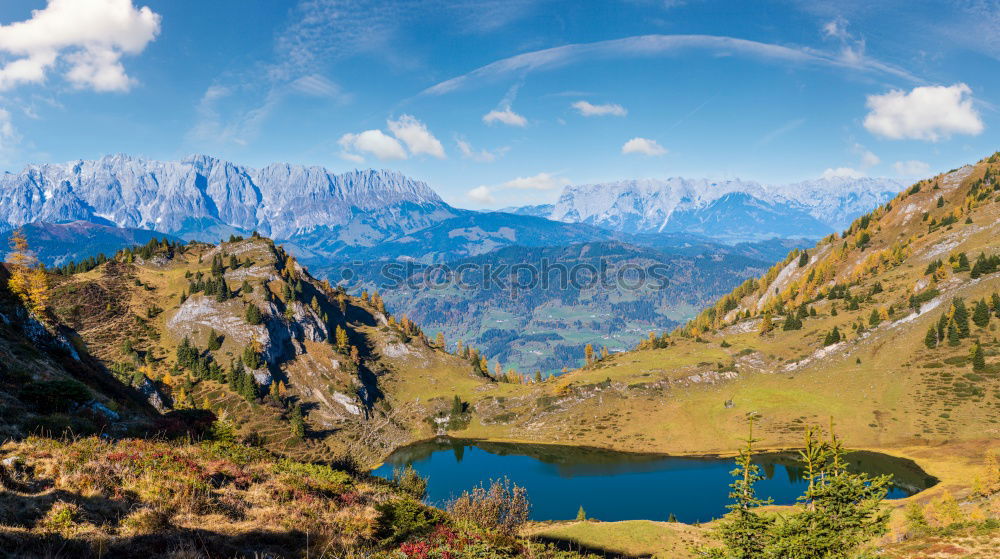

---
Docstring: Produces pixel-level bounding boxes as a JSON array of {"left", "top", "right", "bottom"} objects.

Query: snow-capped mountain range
[
  {"left": 543, "top": 176, "right": 903, "bottom": 240},
  {"left": 0, "top": 154, "right": 904, "bottom": 264},
  {"left": 0, "top": 153, "right": 456, "bottom": 246}
]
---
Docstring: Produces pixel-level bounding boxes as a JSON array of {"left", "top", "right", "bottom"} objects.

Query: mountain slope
[
  {"left": 437, "top": 153, "right": 1000, "bottom": 458},
  {"left": 38, "top": 235, "right": 494, "bottom": 464},
  {"left": 1, "top": 221, "right": 182, "bottom": 267}
]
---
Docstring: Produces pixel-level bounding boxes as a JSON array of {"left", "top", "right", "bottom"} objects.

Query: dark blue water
[{"left": 372, "top": 438, "right": 936, "bottom": 523}]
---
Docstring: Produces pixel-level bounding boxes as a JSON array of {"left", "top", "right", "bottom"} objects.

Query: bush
[
  {"left": 18, "top": 379, "right": 91, "bottom": 413},
  {"left": 393, "top": 465, "right": 428, "bottom": 500},
  {"left": 373, "top": 498, "right": 444, "bottom": 545},
  {"left": 447, "top": 477, "right": 530, "bottom": 536}
]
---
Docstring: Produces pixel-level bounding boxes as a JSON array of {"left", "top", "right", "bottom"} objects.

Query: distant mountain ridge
[
  {"left": 0, "top": 153, "right": 457, "bottom": 250},
  {"left": 0, "top": 154, "right": 899, "bottom": 267},
  {"left": 538, "top": 175, "right": 903, "bottom": 241}
]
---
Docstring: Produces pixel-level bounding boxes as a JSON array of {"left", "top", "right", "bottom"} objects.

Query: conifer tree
[
  {"left": 823, "top": 327, "right": 841, "bottom": 346},
  {"left": 584, "top": 343, "right": 594, "bottom": 365},
  {"left": 868, "top": 308, "right": 881, "bottom": 327},
  {"left": 5, "top": 229, "right": 48, "bottom": 314},
  {"left": 289, "top": 404, "right": 305, "bottom": 439},
  {"left": 947, "top": 318, "right": 961, "bottom": 346},
  {"left": 576, "top": 506, "right": 587, "bottom": 521},
  {"left": 708, "top": 419, "right": 774, "bottom": 558},
  {"left": 435, "top": 331, "right": 445, "bottom": 349},
  {"left": 972, "top": 299, "right": 991, "bottom": 328},
  {"left": 972, "top": 343, "right": 986, "bottom": 371},
  {"left": 207, "top": 329, "right": 222, "bottom": 351},
  {"left": 759, "top": 312, "right": 773, "bottom": 335},
  {"left": 245, "top": 303, "right": 263, "bottom": 325},
  {"left": 924, "top": 325, "right": 938, "bottom": 349},
  {"left": 952, "top": 298, "right": 970, "bottom": 338},
  {"left": 335, "top": 325, "right": 349, "bottom": 353}
]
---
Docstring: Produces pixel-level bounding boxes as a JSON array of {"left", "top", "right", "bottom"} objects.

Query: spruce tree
[
  {"left": 924, "top": 325, "right": 938, "bottom": 349},
  {"left": 972, "top": 343, "right": 986, "bottom": 371},
  {"left": 972, "top": 299, "right": 991, "bottom": 328},
  {"left": 953, "top": 299, "right": 970, "bottom": 338},
  {"left": 207, "top": 329, "right": 222, "bottom": 351},
  {"left": 245, "top": 303, "right": 263, "bottom": 325},
  {"left": 289, "top": 404, "right": 305, "bottom": 439},
  {"left": 868, "top": 308, "right": 881, "bottom": 327},
  {"left": 947, "top": 319, "right": 960, "bottom": 346},
  {"left": 766, "top": 425, "right": 891, "bottom": 559},
  {"left": 709, "top": 419, "right": 774, "bottom": 558}
]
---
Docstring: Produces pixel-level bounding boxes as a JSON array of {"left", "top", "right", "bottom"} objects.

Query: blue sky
[{"left": 0, "top": 0, "right": 997, "bottom": 209}]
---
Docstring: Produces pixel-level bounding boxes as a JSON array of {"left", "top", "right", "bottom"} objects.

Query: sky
[{"left": 0, "top": 0, "right": 997, "bottom": 209}]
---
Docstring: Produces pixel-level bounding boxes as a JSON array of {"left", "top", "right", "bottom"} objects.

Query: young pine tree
[
  {"left": 289, "top": 404, "right": 305, "bottom": 439},
  {"left": 972, "top": 299, "right": 991, "bottom": 328},
  {"left": 705, "top": 419, "right": 774, "bottom": 559},
  {"left": 334, "top": 325, "right": 349, "bottom": 354},
  {"left": 972, "top": 343, "right": 986, "bottom": 372},
  {"left": 924, "top": 325, "right": 938, "bottom": 349}
]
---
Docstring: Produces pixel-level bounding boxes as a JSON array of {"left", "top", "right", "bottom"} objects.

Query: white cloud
[
  {"left": 482, "top": 106, "right": 527, "bottom": 127},
  {"left": 338, "top": 129, "right": 408, "bottom": 161},
  {"left": 0, "top": 0, "right": 161, "bottom": 92},
  {"left": 387, "top": 114, "right": 445, "bottom": 158},
  {"left": 821, "top": 167, "right": 865, "bottom": 180},
  {"left": 466, "top": 185, "right": 495, "bottom": 204},
  {"left": 572, "top": 100, "right": 627, "bottom": 117},
  {"left": 456, "top": 138, "right": 506, "bottom": 163},
  {"left": 859, "top": 149, "right": 880, "bottom": 169},
  {"left": 863, "top": 84, "right": 984, "bottom": 141},
  {"left": 893, "top": 160, "right": 931, "bottom": 177},
  {"left": 621, "top": 137, "right": 667, "bottom": 156},
  {"left": 502, "top": 172, "right": 571, "bottom": 191}
]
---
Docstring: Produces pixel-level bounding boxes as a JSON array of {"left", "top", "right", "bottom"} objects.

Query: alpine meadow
[{"left": 0, "top": 1, "right": 998, "bottom": 558}]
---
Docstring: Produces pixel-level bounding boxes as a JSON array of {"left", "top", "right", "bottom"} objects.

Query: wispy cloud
[
  {"left": 572, "top": 100, "right": 627, "bottom": 117},
  {"left": 757, "top": 117, "right": 806, "bottom": 145},
  {"left": 456, "top": 137, "right": 507, "bottom": 162},
  {"left": 465, "top": 170, "right": 571, "bottom": 206},
  {"left": 466, "top": 185, "right": 496, "bottom": 204},
  {"left": 422, "top": 34, "right": 920, "bottom": 96},
  {"left": 893, "top": 159, "right": 930, "bottom": 177},
  {"left": 483, "top": 107, "right": 527, "bottom": 126},
  {"left": 502, "top": 172, "right": 570, "bottom": 190}
]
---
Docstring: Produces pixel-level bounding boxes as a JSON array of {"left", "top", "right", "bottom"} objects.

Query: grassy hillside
[{"left": 36, "top": 235, "right": 495, "bottom": 465}]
